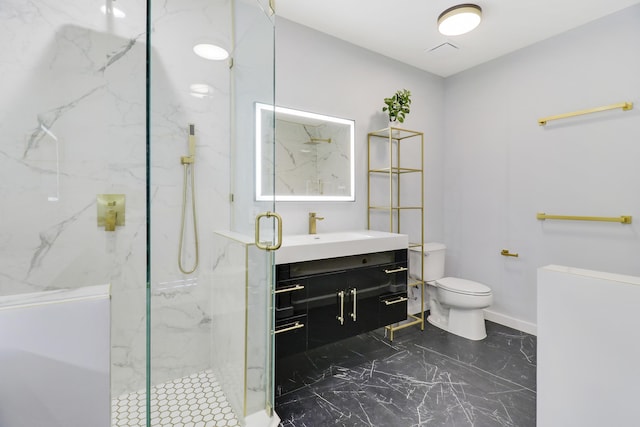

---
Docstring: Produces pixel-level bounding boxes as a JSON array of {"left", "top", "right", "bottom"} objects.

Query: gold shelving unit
[{"left": 367, "top": 126, "right": 424, "bottom": 340}]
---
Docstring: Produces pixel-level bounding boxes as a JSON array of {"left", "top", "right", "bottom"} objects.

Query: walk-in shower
[{"left": 0, "top": 1, "right": 277, "bottom": 426}]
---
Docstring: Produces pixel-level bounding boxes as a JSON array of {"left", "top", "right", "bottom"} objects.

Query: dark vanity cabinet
[{"left": 274, "top": 249, "right": 408, "bottom": 359}]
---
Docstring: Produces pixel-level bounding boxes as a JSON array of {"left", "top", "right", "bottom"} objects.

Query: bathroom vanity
[{"left": 273, "top": 231, "right": 409, "bottom": 359}]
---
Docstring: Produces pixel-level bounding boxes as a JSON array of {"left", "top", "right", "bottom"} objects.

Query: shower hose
[{"left": 178, "top": 161, "right": 199, "bottom": 274}]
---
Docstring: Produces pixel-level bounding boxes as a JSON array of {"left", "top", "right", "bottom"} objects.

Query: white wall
[
  {"left": 277, "top": 5, "right": 640, "bottom": 332},
  {"left": 537, "top": 265, "right": 640, "bottom": 426},
  {"left": 443, "top": 5, "right": 640, "bottom": 328},
  {"left": 0, "top": 0, "right": 233, "bottom": 397},
  {"left": 275, "top": 18, "right": 445, "bottom": 242}
]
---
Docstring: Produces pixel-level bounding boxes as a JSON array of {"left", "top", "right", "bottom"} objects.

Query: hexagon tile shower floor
[{"left": 111, "top": 370, "right": 240, "bottom": 427}]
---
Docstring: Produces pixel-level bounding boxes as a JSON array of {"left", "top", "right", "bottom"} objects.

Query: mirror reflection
[{"left": 256, "top": 103, "right": 355, "bottom": 201}]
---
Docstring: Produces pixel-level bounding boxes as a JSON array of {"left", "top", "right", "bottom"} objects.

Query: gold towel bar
[
  {"left": 536, "top": 213, "right": 632, "bottom": 224},
  {"left": 538, "top": 102, "right": 633, "bottom": 126}
]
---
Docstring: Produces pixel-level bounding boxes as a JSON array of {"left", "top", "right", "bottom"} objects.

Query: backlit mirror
[{"left": 256, "top": 103, "right": 355, "bottom": 201}]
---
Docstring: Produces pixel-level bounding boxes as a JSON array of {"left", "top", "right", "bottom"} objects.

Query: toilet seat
[{"left": 435, "top": 277, "right": 491, "bottom": 296}]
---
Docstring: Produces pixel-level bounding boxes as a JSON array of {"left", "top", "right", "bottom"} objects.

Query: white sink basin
[{"left": 275, "top": 230, "right": 408, "bottom": 264}]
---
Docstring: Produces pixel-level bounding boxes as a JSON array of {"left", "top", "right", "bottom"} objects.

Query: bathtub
[{"left": 0, "top": 284, "right": 111, "bottom": 427}]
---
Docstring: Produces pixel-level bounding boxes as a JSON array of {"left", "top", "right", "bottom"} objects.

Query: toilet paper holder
[{"left": 501, "top": 249, "right": 519, "bottom": 257}]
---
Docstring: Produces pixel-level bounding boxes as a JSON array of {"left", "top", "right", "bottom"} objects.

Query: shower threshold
[{"left": 112, "top": 369, "right": 239, "bottom": 427}]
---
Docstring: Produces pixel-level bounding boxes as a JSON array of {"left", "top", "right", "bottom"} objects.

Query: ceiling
[{"left": 276, "top": 0, "right": 640, "bottom": 77}]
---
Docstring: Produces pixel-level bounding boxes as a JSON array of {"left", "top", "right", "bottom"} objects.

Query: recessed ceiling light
[
  {"left": 100, "top": 4, "right": 126, "bottom": 18},
  {"left": 189, "top": 83, "right": 214, "bottom": 98},
  {"left": 438, "top": 4, "right": 482, "bottom": 36},
  {"left": 193, "top": 44, "right": 229, "bottom": 61}
]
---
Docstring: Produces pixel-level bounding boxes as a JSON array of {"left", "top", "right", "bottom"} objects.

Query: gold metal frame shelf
[
  {"left": 369, "top": 166, "right": 422, "bottom": 174},
  {"left": 385, "top": 310, "right": 424, "bottom": 341},
  {"left": 538, "top": 102, "right": 633, "bottom": 126},
  {"left": 367, "top": 126, "right": 425, "bottom": 341},
  {"left": 368, "top": 206, "right": 422, "bottom": 210},
  {"left": 536, "top": 213, "right": 632, "bottom": 224},
  {"left": 368, "top": 126, "right": 423, "bottom": 140}
]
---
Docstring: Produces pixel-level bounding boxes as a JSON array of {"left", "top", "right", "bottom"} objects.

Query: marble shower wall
[
  {"left": 211, "top": 232, "right": 271, "bottom": 419},
  {"left": 0, "top": 0, "right": 232, "bottom": 398},
  {"left": 271, "top": 119, "right": 351, "bottom": 197},
  {"left": 148, "top": 0, "right": 232, "bottom": 396}
]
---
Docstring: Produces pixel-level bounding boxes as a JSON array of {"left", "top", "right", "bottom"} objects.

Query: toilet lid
[{"left": 436, "top": 277, "right": 491, "bottom": 296}]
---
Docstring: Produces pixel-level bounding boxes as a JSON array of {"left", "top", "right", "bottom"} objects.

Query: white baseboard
[{"left": 483, "top": 309, "right": 537, "bottom": 336}]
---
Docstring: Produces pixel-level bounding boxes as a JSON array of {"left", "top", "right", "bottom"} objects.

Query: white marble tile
[{"left": 1, "top": 0, "right": 234, "bottom": 401}]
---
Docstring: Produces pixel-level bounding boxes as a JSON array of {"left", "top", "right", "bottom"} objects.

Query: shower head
[{"left": 304, "top": 137, "right": 332, "bottom": 145}]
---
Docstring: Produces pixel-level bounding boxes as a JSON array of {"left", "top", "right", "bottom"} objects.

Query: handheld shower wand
[
  {"left": 181, "top": 124, "right": 196, "bottom": 164},
  {"left": 178, "top": 124, "right": 199, "bottom": 274},
  {"left": 188, "top": 123, "right": 196, "bottom": 157}
]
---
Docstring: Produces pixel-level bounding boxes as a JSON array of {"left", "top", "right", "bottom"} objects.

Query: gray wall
[
  {"left": 276, "top": 5, "right": 640, "bottom": 332},
  {"left": 443, "top": 5, "right": 640, "bottom": 329},
  {"left": 275, "top": 18, "right": 445, "bottom": 242}
]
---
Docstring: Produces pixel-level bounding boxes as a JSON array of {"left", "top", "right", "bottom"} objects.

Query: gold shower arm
[
  {"left": 538, "top": 102, "right": 633, "bottom": 126},
  {"left": 536, "top": 213, "right": 632, "bottom": 224}
]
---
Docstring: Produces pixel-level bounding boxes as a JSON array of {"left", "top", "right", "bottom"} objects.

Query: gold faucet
[{"left": 308, "top": 212, "right": 324, "bottom": 234}]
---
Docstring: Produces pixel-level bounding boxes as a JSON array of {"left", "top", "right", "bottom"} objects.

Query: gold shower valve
[
  {"left": 97, "top": 194, "right": 125, "bottom": 231},
  {"left": 105, "top": 209, "right": 117, "bottom": 231}
]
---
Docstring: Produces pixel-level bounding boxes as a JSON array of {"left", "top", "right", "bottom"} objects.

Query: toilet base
[{"left": 427, "top": 308, "right": 487, "bottom": 341}]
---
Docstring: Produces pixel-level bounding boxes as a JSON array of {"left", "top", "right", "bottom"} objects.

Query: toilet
[{"left": 409, "top": 243, "right": 492, "bottom": 340}]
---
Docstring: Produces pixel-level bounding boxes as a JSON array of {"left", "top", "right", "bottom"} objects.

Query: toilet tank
[{"left": 423, "top": 242, "right": 446, "bottom": 281}]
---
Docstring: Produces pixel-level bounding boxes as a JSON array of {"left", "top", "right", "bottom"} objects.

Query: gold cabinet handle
[
  {"left": 255, "top": 211, "right": 282, "bottom": 251},
  {"left": 350, "top": 288, "right": 357, "bottom": 321},
  {"left": 501, "top": 249, "right": 519, "bottom": 257},
  {"left": 384, "top": 267, "right": 408, "bottom": 274},
  {"left": 336, "top": 290, "right": 345, "bottom": 325},
  {"left": 274, "top": 284, "right": 304, "bottom": 294},
  {"left": 273, "top": 321, "right": 304, "bottom": 335},
  {"left": 384, "top": 296, "right": 408, "bottom": 306}
]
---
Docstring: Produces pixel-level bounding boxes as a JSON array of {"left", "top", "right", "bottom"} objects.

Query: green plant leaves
[{"left": 382, "top": 89, "right": 411, "bottom": 122}]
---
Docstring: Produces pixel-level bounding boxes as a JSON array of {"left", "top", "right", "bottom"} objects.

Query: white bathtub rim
[{"left": 0, "top": 283, "right": 110, "bottom": 311}]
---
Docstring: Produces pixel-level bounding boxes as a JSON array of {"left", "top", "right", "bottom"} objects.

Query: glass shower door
[
  {"left": 1, "top": 2, "right": 147, "bottom": 427},
  {"left": 146, "top": 0, "right": 276, "bottom": 426},
  {"left": 229, "top": 0, "right": 279, "bottom": 420}
]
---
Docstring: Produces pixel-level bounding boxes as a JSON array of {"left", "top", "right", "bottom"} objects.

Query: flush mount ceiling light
[
  {"left": 193, "top": 43, "right": 229, "bottom": 61},
  {"left": 438, "top": 4, "right": 482, "bottom": 36}
]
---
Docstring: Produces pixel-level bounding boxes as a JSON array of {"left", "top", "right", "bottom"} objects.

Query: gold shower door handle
[
  {"left": 501, "top": 249, "right": 519, "bottom": 257},
  {"left": 255, "top": 211, "right": 282, "bottom": 251}
]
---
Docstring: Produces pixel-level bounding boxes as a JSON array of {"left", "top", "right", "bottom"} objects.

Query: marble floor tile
[{"left": 276, "top": 319, "right": 536, "bottom": 426}]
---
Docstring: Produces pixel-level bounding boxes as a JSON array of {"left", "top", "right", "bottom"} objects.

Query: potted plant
[{"left": 382, "top": 89, "right": 412, "bottom": 123}]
